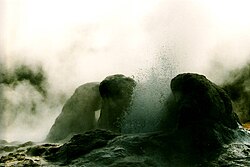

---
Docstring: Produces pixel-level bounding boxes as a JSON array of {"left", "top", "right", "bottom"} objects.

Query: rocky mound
[
  {"left": 46, "top": 74, "right": 136, "bottom": 142},
  {"left": 161, "top": 73, "right": 241, "bottom": 150},
  {"left": 98, "top": 74, "right": 136, "bottom": 132},
  {"left": 170, "top": 73, "right": 239, "bottom": 129},
  {"left": 46, "top": 82, "right": 101, "bottom": 142}
]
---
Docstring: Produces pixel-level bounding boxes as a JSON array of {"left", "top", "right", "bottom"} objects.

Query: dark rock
[
  {"left": 19, "top": 141, "right": 34, "bottom": 147},
  {"left": 2, "top": 123, "right": 250, "bottom": 166},
  {"left": 0, "top": 155, "right": 13, "bottom": 163},
  {"left": 19, "top": 158, "right": 40, "bottom": 166},
  {"left": 0, "top": 140, "right": 8, "bottom": 145},
  {"left": 109, "top": 159, "right": 156, "bottom": 167},
  {"left": 214, "top": 142, "right": 250, "bottom": 166},
  {"left": 98, "top": 74, "right": 136, "bottom": 132},
  {"left": 161, "top": 73, "right": 240, "bottom": 150},
  {"left": 3, "top": 146, "right": 17, "bottom": 152},
  {"left": 26, "top": 143, "right": 60, "bottom": 156},
  {"left": 0, "top": 142, "right": 58, "bottom": 166},
  {"left": 46, "top": 82, "right": 102, "bottom": 142},
  {"left": 64, "top": 130, "right": 208, "bottom": 166},
  {"left": 0, "top": 153, "right": 41, "bottom": 166},
  {"left": 15, "top": 153, "right": 26, "bottom": 161},
  {"left": 46, "top": 129, "right": 120, "bottom": 164},
  {"left": 26, "top": 146, "right": 47, "bottom": 156},
  {"left": 170, "top": 73, "right": 239, "bottom": 129},
  {"left": 45, "top": 130, "right": 165, "bottom": 166}
]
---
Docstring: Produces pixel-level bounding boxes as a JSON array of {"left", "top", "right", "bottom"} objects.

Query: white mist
[{"left": 1, "top": 0, "right": 250, "bottom": 141}]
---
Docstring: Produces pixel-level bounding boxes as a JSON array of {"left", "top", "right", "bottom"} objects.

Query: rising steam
[
  {"left": 1, "top": 0, "right": 250, "bottom": 141},
  {"left": 0, "top": 65, "right": 47, "bottom": 97},
  {"left": 0, "top": 65, "right": 65, "bottom": 142},
  {"left": 122, "top": 48, "right": 178, "bottom": 133},
  {"left": 222, "top": 63, "right": 250, "bottom": 123}
]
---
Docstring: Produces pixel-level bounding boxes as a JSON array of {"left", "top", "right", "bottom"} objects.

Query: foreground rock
[
  {"left": 1, "top": 128, "right": 250, "bottom": 166},
  {"left": 46, "top": 129, "right": 119, "bottom": 164},
  {"left": 46, "top": 82, "right": 101, "bottom": 142}
]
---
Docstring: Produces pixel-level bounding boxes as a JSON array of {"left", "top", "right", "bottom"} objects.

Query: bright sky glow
[
  {"left": 1, "top": 0, "right": 250, "bottom": 142},
  {"left": 1, "top": 0, "right": 250, "bottom": 84}
]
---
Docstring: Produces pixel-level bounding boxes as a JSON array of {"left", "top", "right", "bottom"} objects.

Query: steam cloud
[
  {"left": 1, "top": 0, "right": 250, "bottom": 140},
  {"left": 122, "top": 49, "right": 178, "bottom": 133},
  {"left": 0, "top": 65, "right": 47, "bottom": 97},
  {"left": 0, "top": 65, "right": 65, "bottom": 142},
  {"left": 222, "top": 63, "right": 250, "bottom": 123}
]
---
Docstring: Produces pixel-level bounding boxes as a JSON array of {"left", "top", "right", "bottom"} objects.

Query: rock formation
[
  {"left": 46, "top": 82, "right": 101, "bottom": 142},
  {"left": 97, "top": 74, "right": 136, "bottom": 132},
  {"left": 171, "top": 73, "right": 239, "bottom": 129},
  {"left": 161, "top": 73, "right": 240, "bottom": 150},
  {"left": 2, "top": 73, "right": 250, "bottom": 167},
  {"left": 46, "top": 74, "right": 136, "bottom": 142},
  {"left": 46, "top": 129, "right": 119, "bottom": 164}
]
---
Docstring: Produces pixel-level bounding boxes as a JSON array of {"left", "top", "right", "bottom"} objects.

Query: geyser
[
  {"left": 0, "top": 73, "right": 246, "bottom": 167},
  {"left": 1, "top": 0, "right": 250, "bottom": 143}
]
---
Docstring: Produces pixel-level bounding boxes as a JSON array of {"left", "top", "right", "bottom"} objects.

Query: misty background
[{"left": 0, "top": 0, "right": 250, "bottom": 141}]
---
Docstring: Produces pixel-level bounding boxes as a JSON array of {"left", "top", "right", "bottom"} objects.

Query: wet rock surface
[
  {"left": 45, "top": 129, "right": 119, "bottom": 164},
  {"left": 0, "top": 141, "right": 47, "bottom": 166},
  {"left": 1, "top": 129, "right": 250, "bottom": 166}
]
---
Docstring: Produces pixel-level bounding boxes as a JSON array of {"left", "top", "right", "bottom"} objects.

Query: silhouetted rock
[
  {"left": 46, "top": 74, "right": 135, "bottom": 142},
  {"left": 26, "top": 143, "right": 59, "bottom": 157},
  {"left": 46, "top": 129, "right": 119, "bottom": 164},
  {"left": 161, "top": 73, "right": 240, "bottom": 150},
  {"left": 171, "top": 73, "right": 239, "bottom": 129},
  {"left": 98, "top": 74, "right": 136, "bottom": 132},
  {"left": 46, "top": 82, "right": 101, "bottom": 142}
]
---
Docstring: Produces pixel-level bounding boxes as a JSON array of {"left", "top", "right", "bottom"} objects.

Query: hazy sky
[
  {"left": 1, "top": 0, "right": 250, "bottom": 142},
  {"left": 1, "top": 0, "right": 250, "bottom": 90}
]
